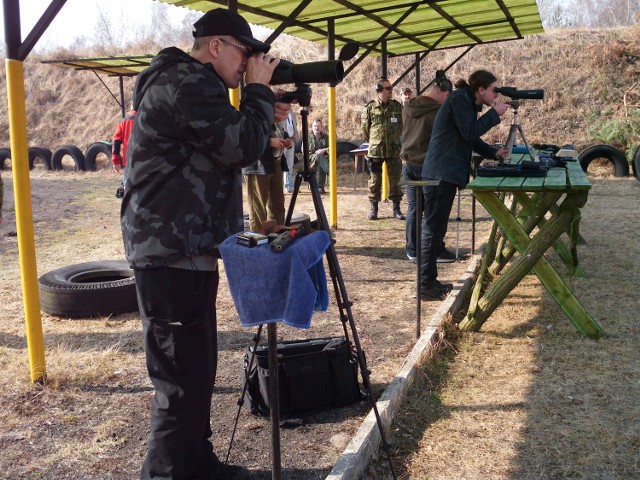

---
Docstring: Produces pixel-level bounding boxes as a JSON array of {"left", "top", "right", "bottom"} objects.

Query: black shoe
[
  {"left": 392, "top": 201, "right": 405, "bottom": 220},
  {"left": 437, "top": 248, "right": 457, "bottom": 263},
  {"left": 420, "top": 281, "right": 453, "bottom": 301},
  {"left": 214, "top": 462, "right": 250, "bottom": 480},
  {"left": 319, "top": 187, "right": 327, "bottom": 194},
  {"left": 368, "top": 201, "right": 379, "bottom": 220}
]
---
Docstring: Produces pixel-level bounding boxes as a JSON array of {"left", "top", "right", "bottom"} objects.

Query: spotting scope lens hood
[
  {"left": 270, "top": 59, "right": 345, "bottom": 85},
  {"left": 497, "top": 86, "right": 545, "bottom": 100}
]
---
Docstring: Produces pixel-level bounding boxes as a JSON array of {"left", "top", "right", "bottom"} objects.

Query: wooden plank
[
  {"left": 496, "top": 176, "right": 525, "bottom": 191},
  {"left": 566, "top": 161, "right": 591, "bottom": 191},
  {"left": 522, "top": 176, "right": 545, "bottom": 191},
  {"left": 467, "top": 175, "right": 503, "bottom": 191},
  {"left": 543, "top": 167, "right": 567, "bottom": 190}
]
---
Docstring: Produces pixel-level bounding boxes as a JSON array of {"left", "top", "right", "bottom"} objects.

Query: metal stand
[
  {"left": 398, "top": 179, "right": 439, "bottom": 339},
  {"left": 267, "top": 324, "right": 282, "bottom": 480},
  {"left": 228, "top": 85, "right": 397, "bottom": 479},
  {"left": 285, "top": 103, "right": 398, "bottom": 479},
  {"left": 504, "top": 100, "right": 534, "bottom": 162}
]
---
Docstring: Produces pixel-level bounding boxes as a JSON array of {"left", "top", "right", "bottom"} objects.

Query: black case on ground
[{"left": 242, "top": 337, "right": 362, "bottom": 417}]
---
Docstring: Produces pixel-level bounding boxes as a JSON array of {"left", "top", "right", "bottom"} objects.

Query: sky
[{"left": 0, "top": 0, "right": 192, "bottom": 51}]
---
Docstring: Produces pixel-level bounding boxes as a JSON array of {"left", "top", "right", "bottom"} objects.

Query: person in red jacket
[{"left": 112, "top": 108, "right": 136, "bottom": 197}]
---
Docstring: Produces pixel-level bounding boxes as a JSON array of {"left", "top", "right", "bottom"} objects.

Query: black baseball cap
[{"left": 193, "top": 8, "right": 270, "bottom": 54}]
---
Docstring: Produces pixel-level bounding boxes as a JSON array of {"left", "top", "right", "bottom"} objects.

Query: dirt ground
[{"left": 0, "top": 161, "right": 489, "bottom": 480}]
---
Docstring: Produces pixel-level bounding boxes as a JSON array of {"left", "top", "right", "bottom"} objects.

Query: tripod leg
[
  {"left": 226, "top": 325, "right": 264, "bottom": 464},
  {"left": 305, "top": 171, "right": 398, "bottom": 479},
  {"left": 455, "top": 189, "right": 461, "bottom": 259},
  {"left": 517, "top": 124, "right": 535, "bottom": 161}
]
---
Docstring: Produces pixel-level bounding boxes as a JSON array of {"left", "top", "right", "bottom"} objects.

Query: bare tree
[{"left": 539, "top": 0, "right": 639, "bottom": 28}]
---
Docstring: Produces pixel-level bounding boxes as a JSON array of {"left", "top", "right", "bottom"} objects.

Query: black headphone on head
[{"left": 433, "top": 70, "right": 453, "bottom": 92}]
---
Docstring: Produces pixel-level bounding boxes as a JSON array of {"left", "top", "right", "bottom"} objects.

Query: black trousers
[
  {"left": 135, "top": 267, "right": 219, "bottom": 480},
  {"left": 420, "top": 180, "right": 458, "bottom": 288}
]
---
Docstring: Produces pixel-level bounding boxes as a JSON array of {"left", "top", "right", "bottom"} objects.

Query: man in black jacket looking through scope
[{"left": 121, "top": 8, "right": 291, "bottom": 480}]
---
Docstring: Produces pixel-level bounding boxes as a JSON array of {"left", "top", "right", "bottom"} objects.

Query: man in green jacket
[{"left": 361, "top": 77, "right": 404, "bottom": 220}]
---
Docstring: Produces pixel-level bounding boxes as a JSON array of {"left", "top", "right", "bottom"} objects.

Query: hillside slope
[{"left": 1, "top": 25, "right": 639, "bottom": 156}]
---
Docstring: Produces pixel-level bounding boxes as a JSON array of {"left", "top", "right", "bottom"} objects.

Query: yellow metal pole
[
  {"left": 5, "top": 58, "right": 46, "bottom": 383},
  {"left": 328, "top": 86, "right": 338, "bottom": 228},
  {"left": 382, "top": 162, "right": 389, "bottom": 201},
  {"left": 229, "top": 87, "right": 240, "bottom": 109}
]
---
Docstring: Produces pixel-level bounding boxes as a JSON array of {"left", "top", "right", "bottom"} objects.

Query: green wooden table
[{"left": 459, "top": 160, "right": 605, "bottom": 339}]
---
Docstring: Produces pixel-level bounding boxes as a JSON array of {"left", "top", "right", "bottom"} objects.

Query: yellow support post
[
  {"left": 6, "top": 58, "right": 46, "bottom": 383},
  {"left": 229, "top": 87, "right": 240, "bottom": 109},
  {"left": 382, "top": 162, "right": 389, "bottom": 201},
  {"left": 328, "top": 86, "right": 338, "bottom": 228}
]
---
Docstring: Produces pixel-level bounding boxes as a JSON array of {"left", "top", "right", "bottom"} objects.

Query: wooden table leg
[{"left": 460, "top": 191, "right": 604, "bottom": 339}]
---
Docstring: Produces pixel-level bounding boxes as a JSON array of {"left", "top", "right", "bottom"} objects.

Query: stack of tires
[{"left": 0, "top": 141, "right": 112, "bottom": 172}]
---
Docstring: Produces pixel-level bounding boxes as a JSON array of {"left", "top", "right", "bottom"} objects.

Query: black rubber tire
[
  {"left": 336, "top": 141, "right": 358, "bottom": 158},
  {"left": 579, "top": 144, "right": 629, "bottom": 177},
  {"left": 38, "top": 260, "right": 138, "bottom": 318},
  {"left": 632, "top": 145, "right": 640, "bottom": 180},
  {"left": 84, "top": 142, "right": 112, "bottom": 171},
  {"left": 28, "top": 147, "right": 53, "bottom": 170},
  {"left": 51, "top": 144, "right": 86, "bottom": 171},
  {"left": 0, "top": 147, "right": 10, "bottom": 170}
]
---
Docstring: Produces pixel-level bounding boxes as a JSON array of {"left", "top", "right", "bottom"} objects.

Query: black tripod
[
  {"left": 285, "top": 87, "right": 397, "bottom": 479},
  {"left": 227, "top": 85, "right": 397, "bottom": 480}
]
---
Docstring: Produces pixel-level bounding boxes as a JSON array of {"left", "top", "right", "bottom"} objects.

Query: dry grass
[
  {"left": 367, "top": 177, "right": 640, "bottom": 479},
  {"left": 0, "top": 165, "right": 485, "bottom": 479}
]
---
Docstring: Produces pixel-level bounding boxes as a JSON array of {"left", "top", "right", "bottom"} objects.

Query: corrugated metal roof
[
  {"left": 156, "top": 0, "right": 543, "bottom": 56},
  {"left": 41, "top": 55, "right": 155, "bottom": 76}
]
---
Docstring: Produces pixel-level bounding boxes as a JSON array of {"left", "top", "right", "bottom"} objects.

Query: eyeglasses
[
  {"left": 382, "top": 86, "right": 393, "bottom": 91},
  {"left": 218, "top": 37, "right": 252, "bottom": 57}
]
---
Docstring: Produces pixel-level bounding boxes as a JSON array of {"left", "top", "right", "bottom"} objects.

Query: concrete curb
[{"left": 326, "top": 254, "right": 482, "bottom": 480}]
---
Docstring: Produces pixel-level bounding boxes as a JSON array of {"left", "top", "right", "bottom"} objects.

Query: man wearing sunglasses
[
  {"left": 361, "top": 78, "right": 405, "bottom": 221},
  {"left": 121, "top": 8, "right": 290, "bottom": 480}
]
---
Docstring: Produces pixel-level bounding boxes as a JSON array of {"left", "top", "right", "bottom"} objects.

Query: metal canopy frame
[
  {"left": 42, "top": 55, "right": 154, "bottom": 117},
  {"left": 157, "top": 0, "right": 543, "bottom": 94}
]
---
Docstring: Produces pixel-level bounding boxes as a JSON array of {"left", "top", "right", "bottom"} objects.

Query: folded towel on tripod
[{"left": 219, "top": 230, "right": 331, "bottom": 328}]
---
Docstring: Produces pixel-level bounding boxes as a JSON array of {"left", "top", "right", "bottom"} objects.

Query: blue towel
[{"left": 219, "top": 230, "right": 331, "bottom": 328}]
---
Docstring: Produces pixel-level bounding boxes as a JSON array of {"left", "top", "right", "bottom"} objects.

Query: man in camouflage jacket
[
  {"left": 120, "top": 9, "right": 288, "bottom": 480},
  {"left": 361, "top": 78, "right": 405, "bottom": 220}
]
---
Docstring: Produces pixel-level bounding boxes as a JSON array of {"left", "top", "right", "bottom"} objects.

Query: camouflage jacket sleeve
[
  {"left": 174, "top": 73, "right": 275, "bottom": 169},
  {"left": 361, "top": 102, "right": 372, "bottom": 143}
]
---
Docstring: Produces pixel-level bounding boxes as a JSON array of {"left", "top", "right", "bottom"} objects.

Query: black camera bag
[{"left": 242, "top": 337, "right": 362, "bottom": 417}]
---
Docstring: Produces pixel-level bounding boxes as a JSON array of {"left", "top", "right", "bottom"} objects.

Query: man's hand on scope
[{"left": 245, "top": 52, "right": 280, "bottom": 86}]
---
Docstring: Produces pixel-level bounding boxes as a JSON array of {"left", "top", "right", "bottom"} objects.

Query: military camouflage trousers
[{"left": 367, "top": 156, "right": 403, "bottom": 202}]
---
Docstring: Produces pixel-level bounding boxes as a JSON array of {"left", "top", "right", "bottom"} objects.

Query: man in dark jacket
[
  {"left": 121, "top": 9, "right": 288, "bottom": 480},
  {"left": 420, "top": 70, "right": 509, "bottom": 300},
  {"left": 400, "top": 71, "right": 452, "bottom": 262}
]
